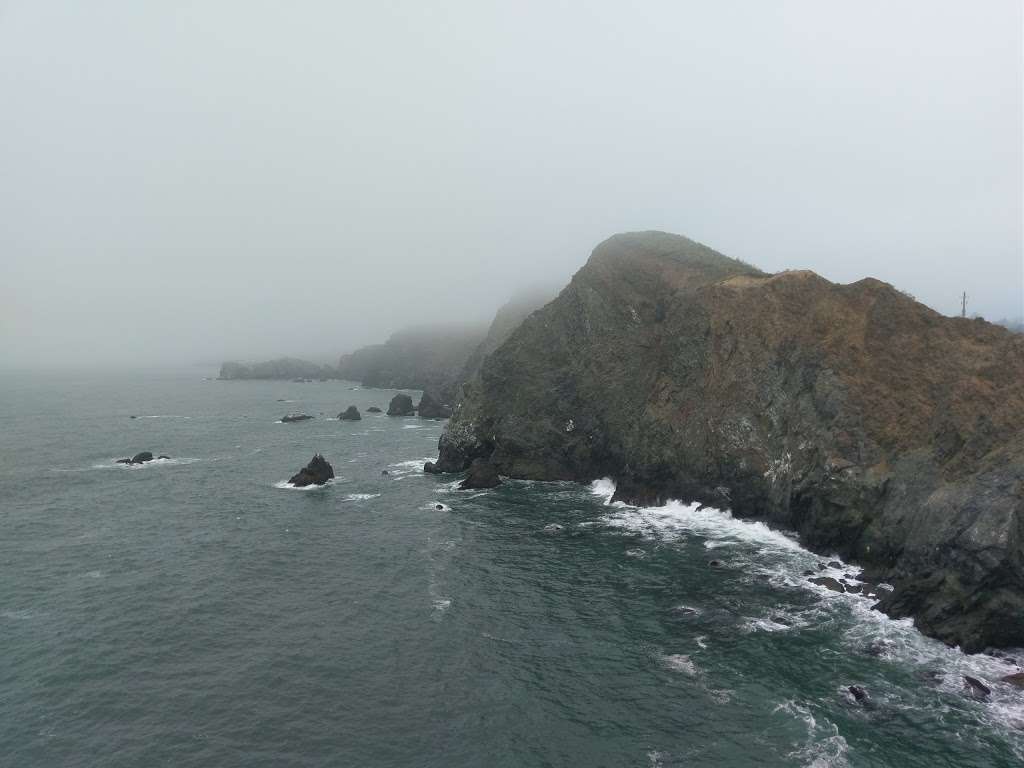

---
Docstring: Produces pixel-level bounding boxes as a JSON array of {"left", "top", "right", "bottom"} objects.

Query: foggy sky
[{"left": 1, "top": 1, "right": 1021, "bottom": 369}]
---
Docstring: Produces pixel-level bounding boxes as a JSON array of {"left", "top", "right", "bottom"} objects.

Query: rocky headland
[{"left": 431, "top": 231, "right": 1024, "bottom": 652}]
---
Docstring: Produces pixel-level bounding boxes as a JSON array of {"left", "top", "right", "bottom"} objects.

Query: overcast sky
[{"left": 1, "top": 1, "right": 1021, "bottom": 368}]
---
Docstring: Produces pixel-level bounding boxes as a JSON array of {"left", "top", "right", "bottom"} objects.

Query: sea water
[{"left": 1, "top": 369, "right": 1021, "bottom": 767}]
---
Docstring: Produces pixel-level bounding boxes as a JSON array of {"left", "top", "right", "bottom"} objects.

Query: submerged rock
[
  {"left": 458, "top": 458, "right": 501, "bottom": 489},
  {"left": 281, "top": 413, "right": 313, "bottom": 423},
  {"left": 386, "top": 394, "right": 415, "bottom": 416},
  {"left": 417, "top": 390, "right": 453, "bottom": 419},
  {"left": 338, "top": 406, "right": 361, "bottom": 421},
  {"left": 288, "top": 454, "right": 335, "bottom": 487},
  {"left": 809, "top": 576, "right": 846, "bottom": 593},
  {"left": 848, "top": 685, "right": 870, "bottom": 705},
  {"left": 367, "top": 406, "right": 382, "bottom": 413},
  {"left": 117, "top": 451, "right": 155, "bottom": 465}
]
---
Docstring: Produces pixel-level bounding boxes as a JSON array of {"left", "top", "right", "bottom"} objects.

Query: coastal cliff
[{"left": 434, "top": 231, "right": 1024, "bottom": 652}]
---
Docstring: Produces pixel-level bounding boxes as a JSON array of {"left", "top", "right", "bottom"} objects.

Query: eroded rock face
[
  {"left": 288, "top": 454, "right": 335, "bottom": 487},
  {"left": 387, "top": 394, "right": 416, "bottom": 416},
  {"left": 338, "top": 406, "right": 361, "bottom": 421},
  {"left": 417, "top": 390, "right": 452, "bottom": 419},
  {"left": 431, "top": 230, "right": 1024, "bottom": 651},
  {"left": 458, "top": 458, "right": 502, "bottom": 489}
]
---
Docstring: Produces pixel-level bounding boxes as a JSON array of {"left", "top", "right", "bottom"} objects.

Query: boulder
[
  {"left": 281, "top": 413, "right": 313, "bottom": 423},
  {"left": 288, "top": 454, "right": 335, "bottom": 487},
  {"left": 423, "top": 461, "right": 442, "bottom": 474},
  {"left": 458, "top": 458, "right": 502, "bottom": 489},
  {"left": 386, "top": 394, "right": 415, "bottom": 416},
  {"left": 338, "top": 406, "right": 361, "bottom": 421},
  {"left": 809, "top": 576, "right": 846, "bottom": 593},
  {"left": 1001, "top": 672, "right": 1024, "bottom": 688},
  {"left": 367, "top": 406, "right": 382, "bottom": 413},
  {"left": 417, "top": 390, "right": 453, "bottom": 419},
  {"left": 963, "top": 675, "right": 992, "bottom": 700}
]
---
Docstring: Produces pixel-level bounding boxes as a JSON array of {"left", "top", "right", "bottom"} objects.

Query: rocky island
[{"left": 431, "top": 231, "right": 1024, "bottom": 652}]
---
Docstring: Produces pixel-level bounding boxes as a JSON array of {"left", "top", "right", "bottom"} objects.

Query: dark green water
[{"left": 1, "top": 370, "right": 1022, "bottom": 767}]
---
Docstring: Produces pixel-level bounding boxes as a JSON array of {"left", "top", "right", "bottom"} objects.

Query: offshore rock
[
  {"left": 367, "top": 406, "right": 383, "bottom": 413},
  {"left": 387, "top": 394, "right": 416, "bottom": 416},
  {"left": 288, "top": 454, "right": 335, "bottom": 487},
  {"left": 116, "top": 451, "right": 155, "bottom": 465},
  {"left": 433, "top": 230, "right": 1024, "bottom": 652},
  {"left": 338, "top": 406, "right": 361, "bottom": 421},
  {"left": 417, "top": 390, "right": 453, "bottom": 419},
  {"left": 281, "top": 413, "right": 313, "bottom": 423}
]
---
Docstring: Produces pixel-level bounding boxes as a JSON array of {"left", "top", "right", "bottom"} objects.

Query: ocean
[{"left": 1, "top": 369, "right": 1022, "bottom": 767}]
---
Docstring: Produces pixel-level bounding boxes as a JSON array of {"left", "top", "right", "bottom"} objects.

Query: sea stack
[
  {"left": 430, "top": 230, "right": 1024, "bottom": 652},
  {"left": 288, "top": 454, "right": 335, "bottom": 487},
  {"left": 386, "top": 394, "right": 415, "bottom": 416},
  {"left": 338, "top": 406, "right": 361, "bottom": 421}
]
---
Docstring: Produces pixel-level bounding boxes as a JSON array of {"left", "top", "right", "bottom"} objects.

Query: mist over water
[{"left": 1, "top": 1, "right": 1021, "bottom": 369}]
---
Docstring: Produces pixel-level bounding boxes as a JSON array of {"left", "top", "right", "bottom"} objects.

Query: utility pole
[{"left": 961, "top": 291, "right": 967, "bottom": 318}]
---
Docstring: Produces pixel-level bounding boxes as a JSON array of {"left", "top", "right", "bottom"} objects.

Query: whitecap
[
  {"left": 773, "top": 700, "right": 850, "bottom": 768},
  {"left": 662, "top": 653, "right": 697, "bottom": 676},
  {"left": 273, "top": 479, "right": 335, "bottom": 491},
  {"left": 345, "top": 493, "right": 380, "bottom": 501}
]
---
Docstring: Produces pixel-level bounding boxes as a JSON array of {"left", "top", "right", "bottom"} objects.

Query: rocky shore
[{"left": 431, "top": 231, "right": 1024, "bottom": 652}]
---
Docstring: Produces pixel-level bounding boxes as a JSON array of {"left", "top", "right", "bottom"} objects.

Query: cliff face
[
  {"left": 435, "top": 231, "right": 1024, "bottom": 652},
  {"left": 336, "top": 325, "right": 486, "bottom": 401}
]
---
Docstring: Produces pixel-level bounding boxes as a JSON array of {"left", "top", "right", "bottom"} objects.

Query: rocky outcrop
[
  {"left": 116, "top": 451, "right": 155, "bottom": 465},
  {"left": 417, "top": 390, "right": 452, "bottom": 419},
  {"left": 219, "top": 358, "right": 335, "bottom": 380},
  {"left": 288, "top": 454, "right": 335, "bottom": 487},
  {"left": 432, "top": 230, "right": 1024, "bottom": 652},
  {"left": 386, "top": 394, "right": 415, "bottom": 416},
  {"left": 338, "top": 406, "right": 361, "bottom": 421},
  {"left": 281, "top": 413, "right": 313, "bottom": 423},
  {"left": 367, "top": 406, "right": 382, "bottom": 413},
  {"left": 458, "top": 458, "right": 502, "bottom": 489}
]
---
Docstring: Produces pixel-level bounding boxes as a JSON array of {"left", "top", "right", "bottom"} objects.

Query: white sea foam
[
  {"left": 662, "top": 653, "right": 697, "bottom": 676},
  {"left": 273, "top": 479, "right": 335, "bottom": 491},
  {"left": 402, "top": 424, "right": 424, "bottom": 429},
  {"left": 387, "top": 457, "right": 435, "bottom": 480},
  {"left": 774, "top": 700, "right": 850, "bottom": 768},
  {"left": 345, "top": 493, "right": 380, "bottom": 501},
  {"left": 94, "top": 457, "right": 200, "bottom": 470},
  {"left": 590, "top": 478, "right": 1024, "bottom": 748}
]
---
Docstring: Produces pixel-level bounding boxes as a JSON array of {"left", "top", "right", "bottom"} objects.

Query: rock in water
[
  {"left": 117, "top": 452, "right": 156, "bottom": 465},
  {"left": 338, "top": 406, "right": 361, "bottom": 421},
  {"left": 430, "top": 230, "right": 1024, "bottom": 652},
  {"left": 458, "top": 459, "right": 501, "bottom": 489},
  {"left": 423, "top": 461, "right": 442, "bottom": 474},
  {"left": 809, "top": 576, "right": 846, "bottom": 593},
  {"left": 288, "top": 454, "right": 335, "bottom": 487},
  {"left": 1001, "top": 672, "right": 1024, "bottom": 688},
  {"left": 281, "top": 413, "right": 313, "bottom": 423},
  {"left": 963, "top": 675, "right": 992, "bottom": 700},
  {"left": 386, "top": 394, "right": 415, "bottom": 416},
  {"left": 416, "top": 390, "right": 453, "bottom": 419},
  {"left": 367, "top": 406, "right": 382, "bottom": 413},
  {"left": 848, "top": 685, "right": 870, "bottom": 705}
]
